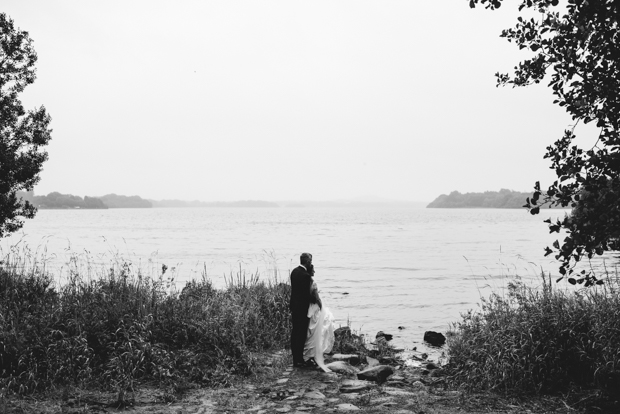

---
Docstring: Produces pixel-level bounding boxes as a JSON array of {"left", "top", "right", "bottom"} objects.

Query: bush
[
  {"left": 0, "top": 249, "right": 292, "bottom": 396},
  {"left": 447, "top": 274, "right": 620, "bottom": 405}
]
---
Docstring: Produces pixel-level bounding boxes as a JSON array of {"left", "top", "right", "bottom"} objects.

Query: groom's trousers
[{"left": 291, "top": 310, "right": 310, "bottom": 363}]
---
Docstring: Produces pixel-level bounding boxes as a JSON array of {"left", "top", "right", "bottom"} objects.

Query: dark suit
[{"left": 289, "top": 265, "right": 312, "bottom": 364}]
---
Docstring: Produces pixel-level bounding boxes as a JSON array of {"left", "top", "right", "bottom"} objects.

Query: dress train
[{"left": 303, "top": 303, "right": 335, "bottom": 372}]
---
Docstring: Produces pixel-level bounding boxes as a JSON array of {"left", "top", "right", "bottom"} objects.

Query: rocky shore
[{"left": 3, "top": 328, "right": 567, "bottom": 413}]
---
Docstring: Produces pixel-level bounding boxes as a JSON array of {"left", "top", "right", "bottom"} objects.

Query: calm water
[{"left": 2, "top": 206, "right": 606, "bottom": 358}]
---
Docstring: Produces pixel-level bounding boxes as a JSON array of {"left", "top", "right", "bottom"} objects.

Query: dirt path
[{"left": 1, "top": 352, "right": 575, "bottom": 413}]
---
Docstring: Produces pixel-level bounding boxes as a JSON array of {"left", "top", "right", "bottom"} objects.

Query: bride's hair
[
  {"left": 307, "top": 263, "right": 315, "bottom": 276},
  {"left": 309, "top": 279, "right": 322, "bottom": 309}
]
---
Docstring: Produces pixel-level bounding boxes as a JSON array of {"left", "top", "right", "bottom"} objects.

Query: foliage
[
  {"left": 0, "top": 13, "right": 52, "bottom": 238},
  {"left": 427, "top": 189, "right": 539, "bottom": 208},
  {"left": 469, "top": 0, "right": 620, "bottom": 285},
  {"left": 0, "top": 249, "right": 291, "bottom": 397},
  {"left": 447, "top": 276, "right": 620, "bottom": 407},
  {"left": 17, "top": 191, "right": 108, "bottom": 209},
  {"left": 97, "top": 194, "right": 152, "bottom": 208}
]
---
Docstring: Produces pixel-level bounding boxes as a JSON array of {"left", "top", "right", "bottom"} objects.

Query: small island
[{"left": 427, "top": 189, "right": 533, "bottom": 209}]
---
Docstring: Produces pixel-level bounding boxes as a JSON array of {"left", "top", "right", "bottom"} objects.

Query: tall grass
[
  {"left": 447, "top": 272, "right": 620, "bottom": 405},
  {"left": 0, "top": 247, "right": 291, "bottom": 398}
]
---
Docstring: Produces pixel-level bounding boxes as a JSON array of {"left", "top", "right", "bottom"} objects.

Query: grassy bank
[
  {"left": 0, "top": 249, "right": 291, "bottom": 403},
  {"left": 446, "top": 273, "right": 620, "bottom": 409}
]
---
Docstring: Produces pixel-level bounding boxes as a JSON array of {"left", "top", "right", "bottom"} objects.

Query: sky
[{"left": 3, "top": 0, "right": 599, "bottom": 203}]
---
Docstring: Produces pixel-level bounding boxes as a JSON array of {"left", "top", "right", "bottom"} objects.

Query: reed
[
  {"left": 446, "top": 272, "right": 620, "bottom": 406},
  {"left": 0, "top": 247, "right": 291, "bottom": 400}
]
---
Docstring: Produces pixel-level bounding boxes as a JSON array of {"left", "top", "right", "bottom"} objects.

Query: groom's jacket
[{"left": 289, "top": 266, "right": 312, "bottom": 314}]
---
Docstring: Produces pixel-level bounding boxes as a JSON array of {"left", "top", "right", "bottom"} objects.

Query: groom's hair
[{"left": 300, "top": 252, "right": 312, "bottom": 265}]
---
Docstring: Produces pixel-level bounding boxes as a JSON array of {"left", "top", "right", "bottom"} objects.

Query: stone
[
  {"left": 366, "top": 356, "right": 380, "bottom": 367},
  {"left": 303, "top": 390, "right": 325, "bottom": 399},
  {"left": 325, "top": 361, "right": 359, "bottom": 375},
  {"left": 304, "top": 401, "right": 326, "bottom": 407},
  {"left": 334, "top": 326, "right": 351, "bottom": 338},
  {"left": 423, "top": 331, "right": 446, "bottom": 347},
  {"left": 276, "top": 378, "right": 289, "bottom": 384},
  {"left": 340, "top": 393, "right": 360, "bottom": 400},
  {"left": 379, "top": 356, "right": 398, "bottom": 365},
  {"left": 330, "top": 354, "right": 361, "bottom": 365},
  {"left": 336, "top": 403, "right": 360, "bottom": 411},
  {"left": 383, "top": 388, "right": 418, "bottom": 397},
  {"left": 357, "top": 365, "right": 394, "bottom": 383},
  {"left": 341, "top": 343, "right": 359, "bottom": 354},
  {"left": 426, "top": 362, "right": 439, "bottom": 370},
  {"left": 410, "top": 380, "right": 426, "bottom": 390},
  {"left": 376, "top": 331, "right": 393, "bottom": 341},
  {"left": 339, "top": 379, "right": 375, "bottom": 393},
  {"left": 275, "top": 407, "right": 292, "bottom": 413}
]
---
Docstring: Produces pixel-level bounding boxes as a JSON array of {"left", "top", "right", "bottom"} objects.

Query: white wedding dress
[{"left": 303, "top": 292, "right": 335, "bottom": 372}]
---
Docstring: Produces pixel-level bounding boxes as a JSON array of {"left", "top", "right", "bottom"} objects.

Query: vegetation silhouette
[{"left": 0, "top": 13, "right": 52, "bottom": 237}]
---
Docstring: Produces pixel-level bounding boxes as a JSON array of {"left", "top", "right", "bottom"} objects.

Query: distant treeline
[
  {"left": 151, "top": 199, "right": 279, "bottom": 208},
  {"left": 17, "top": 191, "right": 152, "bottom": 209},
  {"left": 427, "top": 189, "right": 546, "bottom": 209},
  {"left": 16, "top": 191, "right": 278, "bottom": 209}
]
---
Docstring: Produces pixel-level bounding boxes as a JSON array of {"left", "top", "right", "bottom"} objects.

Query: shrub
[
  {"left": 447, "top": 274, "right": 620, "bottom": 405},
  {"left": 0, "top": 248, "right": 292, "bottom": 396}
]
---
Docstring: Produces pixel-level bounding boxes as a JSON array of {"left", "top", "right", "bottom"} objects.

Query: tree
[
  {"left": 0, "top": 13, "right": 52, "bottom": 238},
  {"left": 469, "top": 0, "right": 620, "bottom": 286}
]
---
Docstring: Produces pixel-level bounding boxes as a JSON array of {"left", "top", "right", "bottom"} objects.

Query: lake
[{"left": 1, "top": 206, "right": 608, "bottom": 359}]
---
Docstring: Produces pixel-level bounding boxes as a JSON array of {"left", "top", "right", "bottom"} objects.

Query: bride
[{"left": 303, "top": 264, "right": 335, "bottom": 372}]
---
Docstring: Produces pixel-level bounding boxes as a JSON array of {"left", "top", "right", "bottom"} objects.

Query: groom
[{"left": 289, "top": 252, "right": 314, "bottom": 368}]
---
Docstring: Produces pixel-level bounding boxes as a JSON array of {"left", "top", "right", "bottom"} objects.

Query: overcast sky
[{"left": 4, "top": 0, "right": 598, "bottom": 202}]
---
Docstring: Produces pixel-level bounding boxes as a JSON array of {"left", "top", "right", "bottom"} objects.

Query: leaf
[
  {"left": 469, "top": 0, "right": 475, "bottom": 8},
  {"left": 530, "top": 207, "right": 540, "bottom": 215},
  {"left": 556, "top": 277, "right": 564, "bottom": 283},
  {"left": 568, "top": 278, "right": 576, "bottom": 285}
]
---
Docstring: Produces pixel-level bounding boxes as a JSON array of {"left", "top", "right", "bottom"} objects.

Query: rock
[
  {"left": 425, "top": 362, "right": 439, "bottom": 370},
  {"left": 386, "top": 380, "right": 407, "bottom": 387},
  {"left": 330, "top": 354, "right": 361, "bottom": 365},
  {"left": 276, "top": 378, "right": 289, "bottom": 384},
  {"left": 366, "top": 356, "right": 380, "bottom": 367},
  {"left": 334, "top": 326, "right": 352, "bottom": 338},
  {"left": 379, "top": 356, "right": 399, "bottom": 365},
  {"left": 275, "top": 407, "right": 292, "bottom": 413},
  {"left": 341, "top": 343, "right": 359, "bottom": 354},
  {"left": 336, "top": 403, "right": 360, "bottom": 411},
  {"left": 339, "top": 379, "right": 375, "bottom": 393},
  {"left": 357, "top": 365, "right": 394, "bottom": 383},
  {"left": 340, "top": 393, "right": 360, "bottom": 400},
  {"left": 383, "top": 388, "right": 418, "bottom": 397},
  {"left": 303, "top": 390, "right": 325, "bottom": 399},
  {"left": 304, "top": 400, "right": 326, "bottom": 407},
  {"left": 376, "top": 331, "right": 393, "bottom": 341},
  {"left": 410, "top": 380, "right": 426, "bottom": 390},
  {"left": 423, "top": 331, "right": 446, "bottom": 347},
  {"left": 398, "top": 326, "right": 405, "bottom": 330},
  {"left": 325, "top": 361, "right": 359, "bottom": 375}
]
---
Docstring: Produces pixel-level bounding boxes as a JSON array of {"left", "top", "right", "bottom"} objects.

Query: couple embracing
[{"left": 289, "top": 252, "right": 335, "bottom": 372}]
